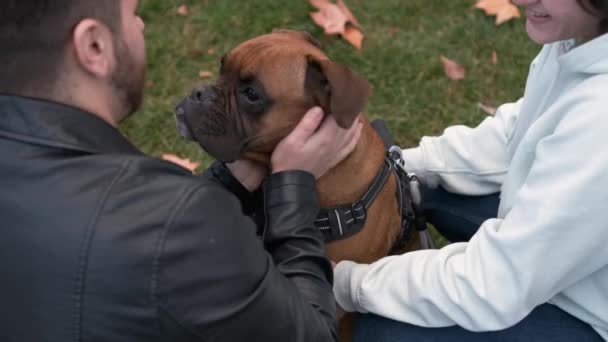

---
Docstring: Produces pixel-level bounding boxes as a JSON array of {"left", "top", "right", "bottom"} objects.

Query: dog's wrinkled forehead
[{"left": 222, "top": 31, "right": 327, "bottom": 90}]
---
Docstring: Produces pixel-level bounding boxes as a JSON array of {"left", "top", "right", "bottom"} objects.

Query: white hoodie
[{"left": 334, "top": 35, "right": 608, "bottom": 339}]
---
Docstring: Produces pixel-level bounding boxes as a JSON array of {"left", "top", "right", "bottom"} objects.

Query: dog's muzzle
[{"left": 173, "top": 86, "right": 246, "bottom": 163}]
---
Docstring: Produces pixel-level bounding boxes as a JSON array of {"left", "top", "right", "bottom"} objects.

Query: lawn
[{"left": 124, "top": 0, "right": 539, "bottom": 166}]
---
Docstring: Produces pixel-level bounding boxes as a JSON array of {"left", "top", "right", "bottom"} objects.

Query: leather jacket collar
[{"left": 0, "top": 94, "right": 141, "bottom": 155}]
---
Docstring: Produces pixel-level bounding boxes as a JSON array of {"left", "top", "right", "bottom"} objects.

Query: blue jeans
[{"left": 353, "top": 186, "right": 604, "bottom": 341}]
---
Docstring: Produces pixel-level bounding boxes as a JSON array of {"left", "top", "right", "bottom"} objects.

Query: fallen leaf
[
  {"left": 177, "top": 4, "right": 189, "bottom": 16},
  {"left": 440, "top": 56, "right": 466, "bottom": 81},
  {"left": 475, "top": 0, "right": 520, "bottom": 25},
  {"left": 199, "top": 70, "right": 213, "bottom": 79},
  {"left": 478, "top": 102, "right": 498, "bottom": 116},
  {"left": 491, "top": 50, "right": 499, "bottom": 64},
  {"left": 309, "top": 0, "right": 364, "bottom": 49},
  {"left": 310, "top": 1, "right": 348, "bottom": 35},
  {"left": 337, "top": 0, "right": 361, "bottom": 29},
  {"left": 387, "top": 26, "right": 400, "bottom": 37},
  {"left": 343, "top": 25, "right": 364, "bottom": 49},
  {"left": 162, "top": 154, "right": 200, "bottom": 173}
]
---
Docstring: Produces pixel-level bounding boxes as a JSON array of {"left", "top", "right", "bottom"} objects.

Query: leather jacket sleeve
[{"left": 156, "top": 170, "right": 336, "bottom": 341}]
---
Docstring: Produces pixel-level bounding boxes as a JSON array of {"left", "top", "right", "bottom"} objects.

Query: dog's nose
[{"left": 191, "top": 86, "right": 216, "bottom": 102}]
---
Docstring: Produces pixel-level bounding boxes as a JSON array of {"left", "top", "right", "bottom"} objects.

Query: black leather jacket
[{"left": 0, "top": 95, "right": 336, "bottom": 341}]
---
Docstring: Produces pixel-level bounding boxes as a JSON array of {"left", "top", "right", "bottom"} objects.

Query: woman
[{"left": 333, "top": 0, "right": 608, "bottom": 340}]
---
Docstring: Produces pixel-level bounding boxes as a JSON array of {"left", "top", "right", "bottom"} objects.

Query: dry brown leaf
[
  {"left": 475, "top": 0, "right": 520, "bottom": 25},
  {"left": 162, "top": 154, "right": 200, "bottom": 173},
  {"left": 337, "top": 0, "right": 361, "bottom": 29},
  {"left": 491, "top": 50, "right": 499, "bottom": 64},
  {"left": 478, "top": 102, "right": 498, "bottom": 116},
  {"left": 177, "top": 4, "right": 189, "bottom": 16},
  {"left": 440, "top": 56, "right": 466, "bottom": 81},
  {"left": 199, "top": 70, "right": 213, "bottom": 79},
  {"left": 310, "top": 1, "right": 348, "bottom": 35},
  {"left": 309, "top": 0, "right": 364, "bottom": 49}
]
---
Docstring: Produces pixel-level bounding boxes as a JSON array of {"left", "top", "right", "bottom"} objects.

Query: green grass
[{"left": 123, "top": 0, "right": 539, "bottom": 166}]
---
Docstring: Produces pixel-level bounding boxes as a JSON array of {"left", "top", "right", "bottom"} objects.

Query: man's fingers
[
  {"left": 336, "top": 122, "right": 363, "bottom": 162},
  {"left": 286, "top": 107, "right": 324, "bottom": 144}
]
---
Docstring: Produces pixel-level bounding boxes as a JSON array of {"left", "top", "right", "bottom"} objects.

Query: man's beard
[{"left": 110, "top": 37, "right": 145, "bottom": 121}]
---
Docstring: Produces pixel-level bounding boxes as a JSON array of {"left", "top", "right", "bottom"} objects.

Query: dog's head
[{"left": 175, "top": 29, "right": 372, "bottom": 164}]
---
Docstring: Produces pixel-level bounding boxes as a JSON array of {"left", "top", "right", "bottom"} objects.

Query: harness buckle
[{"left": 350, "top": 201, "right": 366, "bottom": 224}]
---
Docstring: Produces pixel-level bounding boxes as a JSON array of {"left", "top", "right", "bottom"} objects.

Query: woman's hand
[{"left": 271, "top": 107, "right": 363, "bottom": 178}]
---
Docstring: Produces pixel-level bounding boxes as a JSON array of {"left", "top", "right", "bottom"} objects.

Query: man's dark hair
[
  {"left": 577, "top": 0, "right": 608, "bottom": 33},
  {"left": 0, "top": 1, "right": 121, "bottom": 94}
]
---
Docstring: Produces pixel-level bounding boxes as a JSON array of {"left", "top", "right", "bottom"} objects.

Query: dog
[{"left": 174, "top": 29, "right": 421, "bottom": 341}]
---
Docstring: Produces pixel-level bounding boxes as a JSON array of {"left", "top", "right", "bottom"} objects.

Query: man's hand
[
  {"left": 271, "top": 107, "right": 363, "bottom": 178},
  {"left": 226, "top": 159, "right": 268, "bottom": 192}
]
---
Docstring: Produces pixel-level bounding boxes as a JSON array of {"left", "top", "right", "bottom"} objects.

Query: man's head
[{"left": 0, "top": 0, "right": 146, "bottom": 125}]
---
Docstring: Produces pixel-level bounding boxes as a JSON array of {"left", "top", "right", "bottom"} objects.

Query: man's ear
[
  {"left": 71, "top": 19, "right": 115, "bottom": 78},
  {"left": 304, "top": 56, "right": 372, "bottom": 128}
]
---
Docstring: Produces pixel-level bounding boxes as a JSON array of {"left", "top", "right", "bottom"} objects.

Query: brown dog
[{"left": 175, "top": 29, "right": 421, "bottom": 341}]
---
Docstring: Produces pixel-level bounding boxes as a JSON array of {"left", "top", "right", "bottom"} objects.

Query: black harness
[{"left": 315, "top": 120, "right": 435, "bottom": 251}]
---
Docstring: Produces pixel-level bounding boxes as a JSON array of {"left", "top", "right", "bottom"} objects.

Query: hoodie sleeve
[
  {"left": 401, "top": 98, "right": 522, "bottom": 195},
  {"left": 333, "top": 91, "right": 608, "bottom": 331}
]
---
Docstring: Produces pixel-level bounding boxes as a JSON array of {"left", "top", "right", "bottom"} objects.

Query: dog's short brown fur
[{"left": 176, "top": 29, "right": 420, "bottom": 341}]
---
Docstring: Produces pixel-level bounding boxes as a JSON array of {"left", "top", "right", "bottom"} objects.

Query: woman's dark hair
[
  {"left": 577, "top": 0, "right": 608, "bottom": 33},
  {"left": 0, "top": 1, "right": 121, "bottom": 93}
]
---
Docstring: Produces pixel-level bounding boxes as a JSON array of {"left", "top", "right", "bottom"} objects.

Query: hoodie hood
[{"left": 560, "top": 34, "right": 608, "bottom": 74}]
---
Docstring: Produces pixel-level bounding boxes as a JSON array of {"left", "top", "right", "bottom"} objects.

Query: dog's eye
[{"left": 242, "top": 87, "right": 260, "bottom": 103}]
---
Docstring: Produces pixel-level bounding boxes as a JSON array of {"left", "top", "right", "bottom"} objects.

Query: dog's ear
[
  {"left": 272, "top": 28, "right": 322, "bottom": 48},
  {"left": 305, "top": 56, "right": 372, "bottom": 128}
]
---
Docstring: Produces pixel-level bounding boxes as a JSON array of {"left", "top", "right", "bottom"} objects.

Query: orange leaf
[
  {"left": 440, "top": 56, "right": 466, "bottom": 81},
  {"left": 162, "top": 154, "right": 201, "bottom": 173},
  {"left": 475, "top": 0, "right": 520, "bottom": 25},
  {"left": 309, "top": 0, "right": 364, "bottom": 49},
  {"left": 343, "top": 26, "right": 364, "bottom": 50},
  {"left": 177, "top": 4, "right": 189, "bottom": 16}
]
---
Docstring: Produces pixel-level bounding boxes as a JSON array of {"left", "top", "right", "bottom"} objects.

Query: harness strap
[
  {"left": 316, "top": 158, "right": 393, "bottom": 242},
  {"left": 314, "top": 119, "right": 435, "bottom": 250}
]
